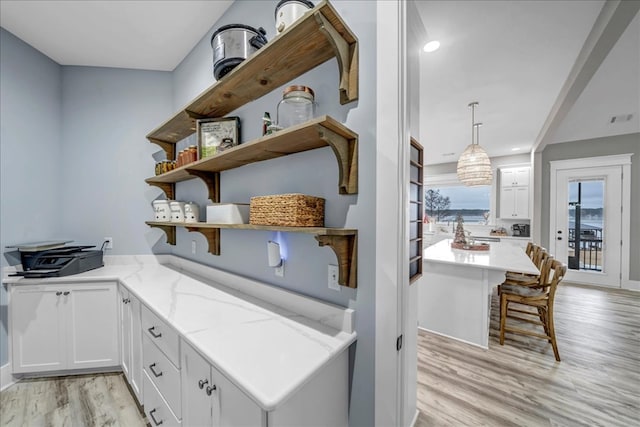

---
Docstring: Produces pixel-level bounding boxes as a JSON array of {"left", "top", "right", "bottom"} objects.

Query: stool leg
[{"left": 547, "top": 309, "right": 560, "bottom": 361}]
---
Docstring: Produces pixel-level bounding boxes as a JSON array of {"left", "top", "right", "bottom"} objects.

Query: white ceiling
[
  {"left": 416, "top": 0, "right": 639, "bottom": 165},
  {"left": 1, "top": 1, "right": 638, "bottom": 164},
  {"left": 0, "top": 0, "right": 233, "bottom": 71}
]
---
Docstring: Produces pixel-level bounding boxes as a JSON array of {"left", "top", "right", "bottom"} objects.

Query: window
[{"left": 425, "top": 184, "right": 491, "bottom": 224}]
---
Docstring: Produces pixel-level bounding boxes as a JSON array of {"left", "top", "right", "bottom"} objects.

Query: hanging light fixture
[{"left": 457, "top": 101, "right": 493, "bottom": 186}]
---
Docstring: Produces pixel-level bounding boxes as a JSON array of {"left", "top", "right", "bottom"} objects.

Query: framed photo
[{"left": 197, "top": 117, "right": 241, "bottom": 159}]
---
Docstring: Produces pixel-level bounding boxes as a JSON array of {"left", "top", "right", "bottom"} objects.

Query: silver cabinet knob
[
  {"left": 206, "top": 384, "right": 217, "bottom": 396},
  {"left": 56, "top": 291, "right": 62, "bottom": 296},
  {"left": 198, "top": 379, "right": 208, "bottom": 389}
]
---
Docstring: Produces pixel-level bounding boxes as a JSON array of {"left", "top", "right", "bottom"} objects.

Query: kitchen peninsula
[{"left": 418, "top": 239, "right": 538, "bottom": 348}]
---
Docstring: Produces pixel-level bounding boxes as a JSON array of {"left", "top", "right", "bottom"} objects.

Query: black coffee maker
[{"left": 512, "top": 224, "right": 530, "bottom": 237}]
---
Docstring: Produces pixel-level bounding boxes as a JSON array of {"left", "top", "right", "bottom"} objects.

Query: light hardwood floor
[
  {"left": 0, "top": 372, "right": 147, "bottom": 427},
  {"left": 415, "top": 283, "right": 640, "bottom": 426}
]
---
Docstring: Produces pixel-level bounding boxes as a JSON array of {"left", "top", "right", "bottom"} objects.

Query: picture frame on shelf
[{"left": 197, "top": 117, "right": 241, "bottom": 159}]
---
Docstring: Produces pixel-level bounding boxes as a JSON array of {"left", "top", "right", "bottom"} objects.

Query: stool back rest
[
  {"left": 525, "top": 242, "right": 534, "bottom": 256},
  {"left": 547, "top": 260, "right": 567, "bottom": 304},
  {"left": 532, "top": 246, "right": 549, "bottom": 270}
]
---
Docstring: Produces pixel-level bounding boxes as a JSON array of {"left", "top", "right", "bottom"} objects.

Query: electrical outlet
[
  {"left": 192, "top": 240, "right": 197, "bottom": 254},
  {"left": 275, "top": 261, "right": 284, "bottom": 277},
  {"left": 328, "top": 265, "right": 340, "bottom": 291},
  {"left": 104, "top": 237, "right": 113, "bottom": 250}
]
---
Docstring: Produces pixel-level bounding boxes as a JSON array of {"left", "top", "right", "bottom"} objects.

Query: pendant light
[{"left": 457, "top": 101, "right": 493, "bottom": 186}]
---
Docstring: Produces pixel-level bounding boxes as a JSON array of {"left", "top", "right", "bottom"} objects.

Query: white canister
[
  {"left": 184, "top": 202, "right": 200, "bottom": 223},
  {"left": 169, "top": 201, "right": 186, "bottom": 222},
  {"left": 152, "top": 200, "right": 171, "bottom": 221},
  {"left": 275, "top": 0, "right": 314, "bottom": 34}
]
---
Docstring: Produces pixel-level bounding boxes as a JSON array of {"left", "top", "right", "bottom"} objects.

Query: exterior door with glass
[{"left": 552, "top": 166, "right": 622, "bottom": 287}]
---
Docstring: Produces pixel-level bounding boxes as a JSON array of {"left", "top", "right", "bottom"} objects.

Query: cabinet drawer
[
  {"left": 141, "top": 305, "right": 180, "bottom": 367},
  {"left": 143, "top": 334, "right": 181, "bottom": 419},
  {"left": 144, "top": 370, "right": 181, "bottom": 427}
]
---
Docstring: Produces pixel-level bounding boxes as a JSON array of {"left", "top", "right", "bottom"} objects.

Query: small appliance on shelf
[{"left": 512, "top": 223, "right": 530, "bottom": 237}]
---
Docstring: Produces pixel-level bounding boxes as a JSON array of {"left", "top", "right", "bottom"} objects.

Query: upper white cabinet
[
  {"left": 500, "top": 167, "right": 530, "bottom": 188},
  {"left": 10, "top": 282, "right": 119, "bottom": 374},
  {"left": 499, "top": 167, "right": 530, "bottom": 219}
]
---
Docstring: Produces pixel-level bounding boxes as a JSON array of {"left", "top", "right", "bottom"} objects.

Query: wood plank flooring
[
  {"left": 0, "top": 372, "right": 147, "bottom": 427},
  {"left": 415, "top": 282, "right": 640, "bottom": 427}
]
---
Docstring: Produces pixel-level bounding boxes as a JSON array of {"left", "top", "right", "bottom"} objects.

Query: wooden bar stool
[{"left": 499, "top": 258, "right": 567, "bottom": 361}]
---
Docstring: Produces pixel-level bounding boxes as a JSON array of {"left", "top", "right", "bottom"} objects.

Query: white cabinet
[
  {"left": 181, "top": 339, "right": 264, "bottom": 427},
  {"left": 142, "top": 304, "right": 182, "bottom": 424},
  {"left": 181, "top": 339, "right": 349, "bottom": 427},
  {"left": 10, "top": 286, "right": 66, "bottom": 373},
  {"left": 119, "top": 286, "right": 143, "bottom": 403},
  {"left": 10, "top": 282, "right": 119, "bottom": 374},
  {"left": 499, "top": 167, "right": 530, "bottom": 219},
  {"left": 499, "top": 186, "right": 530, "bottom": 219},
  {"left": 500, "top": 167, "right": 530, "bottom": 187}
]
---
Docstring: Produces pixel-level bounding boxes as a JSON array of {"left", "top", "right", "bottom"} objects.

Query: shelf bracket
[
  {"left": 316, "top": 125, "right": 358, "bottom": 194},
  {"left": 185, "top": 227, "right": 221, "bottom": 255},
  {"left": 148, "top": 223, "right": 176, "bottom": 246},
  {"left": 185, "top": 170, "right": 220, "bottom": 203},
  {"left": 314, "top": 11, "right": 358, "bottom": 104},
  {"left": 147, "top": 182, "right": 175, "bottom": 200},
  {"left": 148, "top": 137, "right": 176, "bottom": 160},
  {"left": 315, "top": 233, "right": 357, "bottom": 288}
]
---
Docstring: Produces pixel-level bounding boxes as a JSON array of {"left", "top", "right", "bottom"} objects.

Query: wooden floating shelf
[
  {"left": 146, "top": 0, "right": 358, "bottom": 146},
  {"left": 146, "top": 221, "right": 357, "bottom": 288},
  {"left": 146, "top": 116, "right": 358, "bottom": 198}
]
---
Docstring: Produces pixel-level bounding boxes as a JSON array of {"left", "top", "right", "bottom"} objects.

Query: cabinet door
[
  {"left": 499, "top": 187, "right": 516, "bottom": 218},
  {"left": 120, "top": 287, "right": 132, "bottom": 380},
  {"left": 67, "top": 283, "right": 119, "bottom": 369},
  {"left": 130, "top": 293, "right": 144, "bottom": 402},
  {"left": 11, "top": 286, "right": 66, "bottom": 373},
  {"left": 514, "top": 168, "right": 530, "bottom": 186},
  {"left": 513, "top": 186, "right": 530, "bottom": 218},
  {"left": 211, "top": 364, "right": 264, "bottom": 427},
  {"left": 500, "top": 169, "right": 516, "bottom": 187},
  {"left": 181, "top": 340, "right": 213, "bottom": 427}
]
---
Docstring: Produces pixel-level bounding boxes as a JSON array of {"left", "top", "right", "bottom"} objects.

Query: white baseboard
[
  {"left": 0, "top": 363, "right": 20, "bottom": 391},
  {"left": 623, "top": 279, "right": 640, "bottom": 292}
]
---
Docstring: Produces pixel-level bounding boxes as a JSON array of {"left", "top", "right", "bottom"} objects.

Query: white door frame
[
  {"left": 375, "top": 1, "right": 408, "bottom": 426},
  {"left": 549, "top": 154, "right": 632, "bottom": 288}
]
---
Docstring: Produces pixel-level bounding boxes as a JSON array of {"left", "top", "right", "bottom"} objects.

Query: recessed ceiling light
[
  {"left": 423, "top": 41, "right": 440, "bottom": 53},
  {"left": 511, "top": 147, "right": 521, "bottom": 151}
]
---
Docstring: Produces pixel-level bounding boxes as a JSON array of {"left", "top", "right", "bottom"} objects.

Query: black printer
[{"left": 7, "top": 241, "right": 104, "bottom": 278}]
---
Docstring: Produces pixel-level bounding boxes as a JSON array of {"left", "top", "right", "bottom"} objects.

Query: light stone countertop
[
  {"left": 4, "top": 255, "right": 356, "bottom": 411},
  {"left": 423, "top": 239, "right": 539, "bottom": 275}
]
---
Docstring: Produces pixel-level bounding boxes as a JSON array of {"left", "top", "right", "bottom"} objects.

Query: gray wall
[
  {"left": 59, "top": 66, "right": 172, "bottom": 253},
  {"left": 168, "top": 2, "right": 376, "bottom": 425},
  {"left": 0, "top": 28, "right": 63, "bottom": 366},
  {"left": 540, "top": 133, "right": 640, "bottom": 281}
]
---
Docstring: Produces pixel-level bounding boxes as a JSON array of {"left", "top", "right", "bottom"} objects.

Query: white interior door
[{"left": 553, "top": 166, "right": 622, "bottom": 287}]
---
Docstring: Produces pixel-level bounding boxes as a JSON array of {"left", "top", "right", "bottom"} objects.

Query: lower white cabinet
[
  {"left": 10, "top": 282, "right": 119, "bottom": 374},
  {"left": 181, "top": 339, "right": 349, "bottom": 427},
  {"left": 119, "top": 286, "right": 143, "bottom": 403},
  {"left": 144, "top": 370, "right": 182, "bottom": 427}
]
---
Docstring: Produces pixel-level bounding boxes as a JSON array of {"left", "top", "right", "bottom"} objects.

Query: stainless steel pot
[
  {"left": 275, "top": 0, "right": 314, "bottom": 34},
  {"left": 210, "top": 24, "right": 268, "bottom": 80}
]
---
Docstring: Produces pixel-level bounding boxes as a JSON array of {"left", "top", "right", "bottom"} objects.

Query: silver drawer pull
[
  {"left": 206, "top": 384, "right": 217, "bottom": 396},
  {"left": 149, "top": 408, "right": 163, "bottom": 426},
  {"left": 148, "top": 326, "right": 162, "bottom": 338},
  {"left": 63, "top": 291, "right": 70, "bottom": 296},
  {"left": 198, "top": 379, "right": 208, "bottom": 389},
  {"left": 149, "top": 363, "right": 163, "bottom": 377}
]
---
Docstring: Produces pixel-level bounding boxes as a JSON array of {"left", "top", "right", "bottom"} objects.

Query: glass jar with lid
[{"left": 276, "top": 85, "right": 316, "bottom": 129}]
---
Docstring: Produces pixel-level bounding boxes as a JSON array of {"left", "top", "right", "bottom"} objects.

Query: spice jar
[
  {"left": 276, "top": 85, "right": 316, "bottom": 129},
  {"left": 188, "top": 145, "right": 198, "bottom": 163}
]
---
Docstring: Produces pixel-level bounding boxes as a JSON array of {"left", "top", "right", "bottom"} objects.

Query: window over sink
[{"left": 425, "top": 175, "right": 491, "bottom": 224}]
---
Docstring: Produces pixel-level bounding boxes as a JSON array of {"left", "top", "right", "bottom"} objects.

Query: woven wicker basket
[{"left": 250, "top": 193, "right": 325, "bottom": 227}]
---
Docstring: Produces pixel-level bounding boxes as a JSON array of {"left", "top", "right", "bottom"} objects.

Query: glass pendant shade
[{"left": 457, "top": 102, "right": 493, "bottom": 186}]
